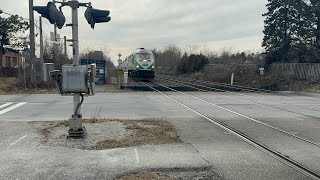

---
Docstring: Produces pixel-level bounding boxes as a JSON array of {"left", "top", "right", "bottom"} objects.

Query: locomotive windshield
[{"left": 136, "top": 53, "right": 151, "bottom": 60}]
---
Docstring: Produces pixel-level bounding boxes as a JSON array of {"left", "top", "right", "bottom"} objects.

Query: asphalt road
[{"left": 0, "top": 91, "right": 320, "bottom": 179}]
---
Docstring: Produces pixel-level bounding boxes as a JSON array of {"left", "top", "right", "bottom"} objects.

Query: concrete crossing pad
[{"left": 0, "top": 144, "right": 210, "bottom": 180}]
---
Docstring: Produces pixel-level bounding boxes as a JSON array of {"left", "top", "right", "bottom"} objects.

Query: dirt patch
[
  {"left": 116, "top": 171, "right": 175, "bottom": 180},
  {"left": 116, "top": 169, "right": 223, "bottom": 180},
  {"left": 31, "top": 119, "right": 181, "bottom": 150}
]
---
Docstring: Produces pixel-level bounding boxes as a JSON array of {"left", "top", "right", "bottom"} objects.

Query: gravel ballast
[{"left": 31, "top": 119, "right": 181, "bottom": 150}]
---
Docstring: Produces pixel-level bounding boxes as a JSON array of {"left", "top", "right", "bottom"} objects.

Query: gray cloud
[{"left": 1, "top": 0, "right": 267, "bottom": 62}]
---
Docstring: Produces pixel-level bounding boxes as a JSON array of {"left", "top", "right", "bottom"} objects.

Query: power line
[
  {"left": 0, "top": 9, "right": 52, "bottom": 41},
  {"left": 0, "top": 9, "right": 30, "bottom": 20},
  {"left": 0, "top": 9, "right": 15, "bottom": 16}
]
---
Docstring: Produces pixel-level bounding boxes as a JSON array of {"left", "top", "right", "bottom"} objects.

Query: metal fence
[{"left": 271, "top": 63, "right": 320, "bottom": 80}]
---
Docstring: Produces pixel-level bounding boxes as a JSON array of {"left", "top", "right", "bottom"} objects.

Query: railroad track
[
  {"left": 158, "top": 74, "right": 320, "bottom": 106},
  {"left": 156, "top": 75, "right": 320, "bottom": 120},
  {"left": 158, "top": 74, "right": 273, "bottom": 93},
  {"left": 138, "top": 79, "right": 320, "bottom": 180}
]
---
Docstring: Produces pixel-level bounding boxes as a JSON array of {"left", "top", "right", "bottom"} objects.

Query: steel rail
[
  {"left": 140, "top": 81, "right": 320, "bottom": 180},
  {"left": 157, "top": 76, "right": 320, "bottom": 120},
  {"left": 154, "top": 80, "right": 320, "bottom": 147},
  {"left": 158, "top": 74, "right": 273, "bottom": 93}
]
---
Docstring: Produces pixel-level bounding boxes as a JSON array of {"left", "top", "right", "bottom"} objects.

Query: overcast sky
[{"left": 1, "top": 0, "right": 268, "bottom": 64}]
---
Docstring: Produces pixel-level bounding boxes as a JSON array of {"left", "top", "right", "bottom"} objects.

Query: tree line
[
  {"left": 263, "top": 0, "right": 320, "bottom": 64},
  {"left": 152, "top": 45, "right": 264, "bottom": 75}
]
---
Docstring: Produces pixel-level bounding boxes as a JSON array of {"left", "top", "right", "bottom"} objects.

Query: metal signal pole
[
  {"left": 72, "top": 0, "right": 80, "bottom": 110},
  {"left": 69, "top": 0, "right": 85, "bottom": 137}
]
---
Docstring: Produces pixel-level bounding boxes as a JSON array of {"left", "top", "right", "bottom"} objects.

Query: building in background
[
  {"left": 1, "top": 49, "right": 22, "bottom": 68},
  {"left": 0, "top": 49, "right": 41, "bottom": 77}
]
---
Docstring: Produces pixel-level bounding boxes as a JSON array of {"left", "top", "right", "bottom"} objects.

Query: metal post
[
  {"left": 64, "top": 36, "right": 67, "bottom": 56},
  {"left": 39, "top": 16, "right": 44, "bottom": 80},
  {"left": 22, "top": 56, "right": 26, "bottom": 90},
  {"left": 54, "top": 25, "right": 57, "bottom": 42},
  {"left": 24, "top": 68, "right": 26, "bottom": 89},
  {"left": 231, "top": 73, "right": 234, "bottom": 85},
  {"left": 68, "top": 0, "right": 85, "bottom": 137},
  {"left": 53, "top": 24, "right": 57, "bottom": 62},
  {"left": 29, "top": 0, "right": 36, "bottom": 84}
]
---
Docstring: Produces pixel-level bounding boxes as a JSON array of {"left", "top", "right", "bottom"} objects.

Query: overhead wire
[{"left": 0, "top": 7, "right": 52, "bottom": 40}]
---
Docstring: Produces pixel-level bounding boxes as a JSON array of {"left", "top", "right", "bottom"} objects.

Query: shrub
[{"left": 177, "top": 53, "right": 209, "bottom": 74}]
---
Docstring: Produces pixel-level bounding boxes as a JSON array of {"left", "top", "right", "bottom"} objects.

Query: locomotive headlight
[
  {"left": 152, "top": 66, "right": 155, "bottom": 68},
  {"left": 136, "top": 65, "right": 139, "bottom": 68}
]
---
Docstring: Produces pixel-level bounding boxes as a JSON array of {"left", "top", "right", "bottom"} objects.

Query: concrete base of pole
[{"left": 68, "top": 114, "right": 86, "bottom": 138}]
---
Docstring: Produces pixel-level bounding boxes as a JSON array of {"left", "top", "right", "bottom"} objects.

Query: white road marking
[
  {"left": 0, "top": 102, "right": 27, "bottom": 115},
  {"left": 134, "top": 148, "right": 140, "bottom": 163},
  {"left": 0, "top": 102, "right": 13, "bottom": 110},
  {"left": 10, "top": 134, "right": 28, "bottom": 146}
]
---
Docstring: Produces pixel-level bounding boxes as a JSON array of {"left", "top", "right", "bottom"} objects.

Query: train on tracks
[{"left": 119, "top": 48, "right": 155, "bottom": 80}]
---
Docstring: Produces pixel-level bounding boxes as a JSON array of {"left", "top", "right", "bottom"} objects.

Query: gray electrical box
[
  {"left": 43, "top": 63, "right": 54, "bottom": 82},
  {"left": 62, "top": 65, "right": 89, "bottom": 93}
]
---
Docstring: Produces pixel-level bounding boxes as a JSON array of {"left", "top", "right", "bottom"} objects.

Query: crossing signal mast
[{"left": 33, "top": 0, "right": 111, "bottom": 138}]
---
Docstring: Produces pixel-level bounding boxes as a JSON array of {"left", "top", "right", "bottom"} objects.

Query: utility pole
[
  {"left": 29, "top": 0, "right": 36, "bottom": 84},
  {"left": 39, "top": 16, "right": 44, "bottom": 80},
  {"left": 52, "top": 0, "right": 58, "bottom": 61},
  {"left": 54, "top": 25, "right": 58, "bottom": 57}
]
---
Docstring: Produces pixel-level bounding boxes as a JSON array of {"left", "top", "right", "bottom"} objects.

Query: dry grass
[
  {"left": 0, "top": 77, "right": 58, "bottom": 94},
  {"left": 178, "top": 65, "right": 320, "bottom": 92},
  {"left": 0, "top": 77, "right": 19, "bottom": 94}
]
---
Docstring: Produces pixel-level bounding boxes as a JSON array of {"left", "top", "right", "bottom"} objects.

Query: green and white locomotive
[{"left": 120, "top": 48, "right": 155, "bottom": 80}]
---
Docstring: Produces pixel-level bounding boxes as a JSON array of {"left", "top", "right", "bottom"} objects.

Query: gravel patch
[
  {"left": 116, "top": 168, "right": 224, "bottom": 180},
  {"left": 30, "top": 119, "right": 180, "bottom": 150}
]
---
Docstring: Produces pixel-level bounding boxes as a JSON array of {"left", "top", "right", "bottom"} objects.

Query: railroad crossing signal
[
  {"left": 32, "top": 2, "right": 66, "bottom": 29},
  {"left": 31, "top": 0, "right": 112, "bottom": 138},
  {"left": 84, "top": 6, "right": 111, "bottom": 29}
]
